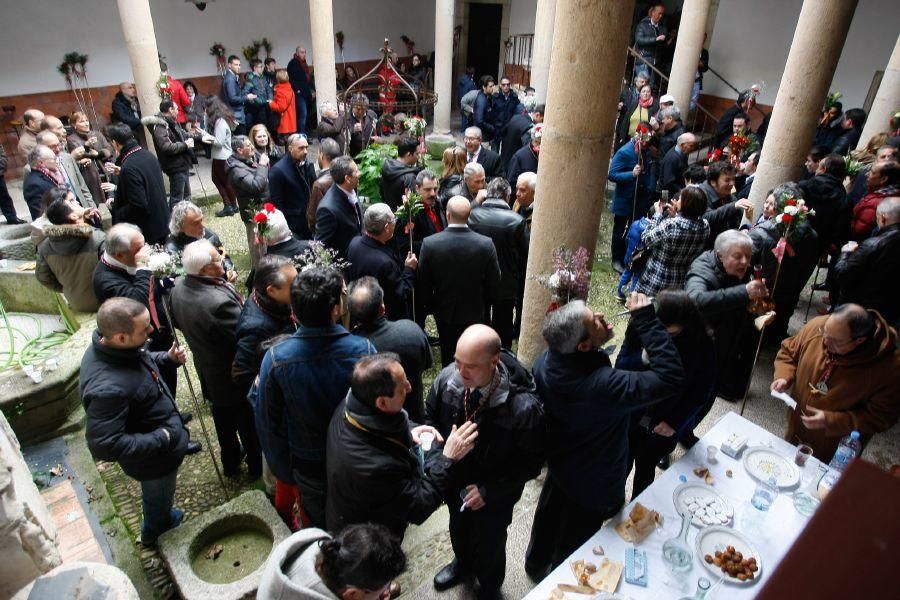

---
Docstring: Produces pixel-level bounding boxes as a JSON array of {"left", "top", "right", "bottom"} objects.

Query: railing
[
  {"left": 503, "top": 34, "right": 534, "bottom": 87},
  {"left": 704, "top": 64, "right": 770, "bottom": 121}
]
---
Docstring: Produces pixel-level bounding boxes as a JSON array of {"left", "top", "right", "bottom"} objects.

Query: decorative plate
[
  {"left": 742, "top": 446, "right": 800, "bottom": 489},
  {"left": 672, "top": 483, "right": 734, "bottom": 528},
  {"left": 695, "top": 526, "right": 763, "bottom": 586}
]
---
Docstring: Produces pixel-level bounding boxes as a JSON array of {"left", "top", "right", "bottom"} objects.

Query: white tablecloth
[{"left": 524, "top": 411, "right": 822, "bottom": 599}]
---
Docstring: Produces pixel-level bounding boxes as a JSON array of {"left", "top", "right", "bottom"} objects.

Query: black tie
[{"left": 465, "top": 388, "right": 481, "bottom": 420}]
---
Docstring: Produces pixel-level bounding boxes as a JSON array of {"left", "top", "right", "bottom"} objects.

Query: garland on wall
[
  {"left": 57, "top": 52, "right": 102, "bottom": 129},
  {"left": 210, "top": 42, "right": 227, "bottom": 74},
  {"left": 242, "top": 38, "right": 273, "bottom": 62}
]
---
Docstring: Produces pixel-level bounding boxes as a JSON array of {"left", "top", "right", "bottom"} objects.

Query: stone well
[
  {"left": 425, "top": 133, "right": 456, "bottom": 160},
  {"left": 158, "top": 490, "right": 290, "bottom": 600}
]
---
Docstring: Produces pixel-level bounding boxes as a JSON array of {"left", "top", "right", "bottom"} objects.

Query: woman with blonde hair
[
  {"left": 438, "top": 145, "right": 467, "bottom": 208},
  {"left": 248, "top": 123, "right": 284, "bottom": 164},
  {"left": 268, "top": 69, "right": 297, "bottom": 143},
  {"left": 66, "top": 111, "right": 113, "bottom": 203}
]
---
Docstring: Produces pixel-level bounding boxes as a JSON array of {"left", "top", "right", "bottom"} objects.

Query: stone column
[
  {"left": 517, "top": 0, "right": 636, "bottom": 366},
  {"left": 667, "top": 0, "right": 712, "bottom": 111},
  {"left": 433, "top": 0, "right": 455, "bottom": 133},
  {"left": 309, "top": 0, "right": 338, "bottom": 119},
  {"left": 857, "top": 34, "right": 900, "bottom": 150},
  {"left": 747, "top": 0, "right": 858, "bottom": 218},
  {"left": 529, "top": 0, "right": 557, "bottom": 102},
  {"left": 115, "top": 0, "right": 162, "bottom": 154}
]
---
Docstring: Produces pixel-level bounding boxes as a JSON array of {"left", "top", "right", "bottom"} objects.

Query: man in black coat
[
  {"left": 418, "top": 196, "right": 501, "bottom": 366},
  {"left": 379, "top": 136, "right": 422, "bottom": 211},
  {"left": 22, "top": 146, "right": 60, "bottom": 220},
  {"left": 506, "top": 130, "right": 540, "bottom": 192},
  {"left": 464, "top": 127, "right": 504, "bottom": 179},
  {"left": 106, "top": 125, "right": 170, "bottom": 245},
  {"left": 410, "top": 169, "right": 446, "bottom": 255},
  {"left": 834, "top": 197, "right": 900, "bottom": 326},
  {"left": 268, "top": 134, "right": 317, "bottom": 239},
  {"left": 325, "top": 353, "right": 477, "bottom": 539},
  {"left": 287, "top": 46, "right": 314, "bottom": 135},
  {"left": 347, "top": 203, "right": 417, "bottom": 321},
  {"left": 831, "top": 108, "right": 866, "bottom": 155},
  {"left": 80, "top": 297, "right": 193, "bottom": 546},
  {"left": 349, "top": 277, "right": 433, "bottom": 423},
  {"left": 143, "top": 101, "right": 207, "bottom": 205},
  {"left": 658, "top": 133, "right": 697, "bottom": 197},
  {"left": 633, "top": 3, "right": 669, "bottom": 78},
  {"left": 315, "top": 156, "right": 363, "bottom": 260},
  {"left": 427, "top": 325, "right": 544, "bottom": 597},
  {"left": 489, "top": 77, "right": 522, "bottom": 153},
  {"left": 657, "top": 105, "right": 685, "bottom": 158},
  {"left": 499, "top": 105, "right": 542, "bottom": 171},
  {"left": 171, "top": 239, "right": 261, "bottom": 479},
  {"left": 525, "top": 294, "right": 683, "bottom": 577},
  {"left": 111, "top": 82, "right": 146, "bottom": 147},
  {"left": 799, "top": 153, "right": 850, "bottom": 256},
  {"left": 468, "top": 179, "right": 529, "bottom": 349},
  {"left": 714, "top": 90, "right": 756, "bottom": 148}
]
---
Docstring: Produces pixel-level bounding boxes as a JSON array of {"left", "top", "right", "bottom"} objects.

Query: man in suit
[
  {"left": 418, "top": 196, "right": 500, "bottom": 366},
  {"left": 171, "top": 239, "right": 261, "bottom": 479},
  {"left": 736, "top": 151, "right": 759, "bottom": 200},
  {"left": 315, "top": 156, "right": 363, "bottom": 260},
  {"left": 347, "top": 203, "right": 417, "bottom": 321},
  {"left": 269, "top": 133, "right": 317, "bottom": 239},
  {"left": 464, "top": 127, "right": 504, "bottom": 179},
  {"left": 221, "top": 55, "right": 256, "bottom": 134},
  {"left": 506, "top": 125, "right": 541, "bottom": 192},
  {"left": 411, "top": 169, "right": 446, "bottom": 254},
  {"left": 658, "top": 133, "right": 698, "bottom": 197},
  {"left": 307, "top": 138, "right": 342, "bottom": 236},
  {"left": 36, "top": 127, "right": 94, "bottom": 209},
  {"left": 500, "top": 104, "right": 543, "bottom": 170}
]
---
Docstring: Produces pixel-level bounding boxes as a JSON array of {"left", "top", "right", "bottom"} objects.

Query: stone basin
[{"left": 425, "top": 133, "right": 457, "bottom": 160}]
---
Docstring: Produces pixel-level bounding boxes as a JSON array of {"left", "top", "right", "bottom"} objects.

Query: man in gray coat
[{"left": 170, "top": 239, "right": 261, "bottom": 479}]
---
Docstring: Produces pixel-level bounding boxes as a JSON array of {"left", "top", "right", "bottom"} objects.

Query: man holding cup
[{"left": 325, "top": 353, "right": 478, "bottom": 540}]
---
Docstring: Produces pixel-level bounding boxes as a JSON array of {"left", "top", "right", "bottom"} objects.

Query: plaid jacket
[{"left": 636, "top": 213, "right": 710, "bottom": 296}]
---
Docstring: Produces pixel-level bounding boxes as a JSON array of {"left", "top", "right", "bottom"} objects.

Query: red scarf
[
  {"left": 34, "top": 164, "right": 61, "bottom": 186},
  {"left": 638, "top": 95, "right": 654, "bottom": 109}
]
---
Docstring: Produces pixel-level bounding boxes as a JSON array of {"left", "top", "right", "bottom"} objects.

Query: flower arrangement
[
  {"left": 147, "top": 245, "right": 181, "bottom": 279},
  {"left": 822, "top": 91, "right": 842, "bottom": 113},
  {"left": 727, "top": 134, "right": 749, "bottom": 161},
  {"left": 293, "top": 242, "right": 351, "bottom": 273},
  {"left": 58, "top": 52, "right": 88, "bottom": 86},
  {"left": 402, "top": 115, "right": 427, "bottom": 138},
  {"left": 210, "top": 42, "right": 227, "bottom": 73},
  {"left": 531, "top": 245, "right": 592, "bottom": 312},
  {"left": 844, "top": 155, "right": 863, "bottom": 179},
  {"left": 156, "top": 73, "right": 170, "bottom": 99},
  {"left": 770, "top": 193, "right": 815, "bottom": 263},
  {"left": 260, "top": 37, "right": 273, "bottom": 57},
  {"left": 706, "top": 148, "right": 723, "bottom": 163},
  {"left": 252, "top": 201, "right": 277, "bottom": 243}
]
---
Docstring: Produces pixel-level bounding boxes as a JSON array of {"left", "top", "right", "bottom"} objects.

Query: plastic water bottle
[{"left": 828, "top": 431, "right": 861, "bottom": 472}]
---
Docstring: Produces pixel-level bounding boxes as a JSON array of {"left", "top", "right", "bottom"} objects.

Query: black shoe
[
  {"left": 181, "top": 412, "right": 193, "bottom": 424},
  {"left": 215, "top": 206, "right": 234, "bottom": 217},
  {"left": 813, "top": 282, "right": 828, "bottom": 291},
  {"left": 4, "top": 217, "right": 25, "bottom": 225},
  {"left": 657, "top": 454, "right": 671, "bottom": 470},
  {"left": 434, "top": 560, "right": 466, "bottom": 591},
  {"left": 524, "top": 562, "right": 549, "bottom": 582},
  {"left": 186, "top": 441, "right": 203, "bottom": 455}
]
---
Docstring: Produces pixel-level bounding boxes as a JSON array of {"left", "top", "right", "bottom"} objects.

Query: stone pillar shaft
[
  {"left": 747, "top": 0, "right": 858, "bottom": 218},
  {"left": 517, "top": 0, "right": 636, "bottom": 366},
  {"left": 529, "top": 0, "right": 556, "bottom": 102},
  {"left": 309, "top": 0, "right": 338, "bottom": 119},
  {"left": 433, "top": 0, "right": 455, "bottom": 133},
  {"left": 667, "top": 0, "right": 711, "bottom": 111},
  {"left": 115, "top": 0, "right": 162, "bottom": 154},
  {"left": 857, "top": 35, "right": 900, "bottom": 149}
]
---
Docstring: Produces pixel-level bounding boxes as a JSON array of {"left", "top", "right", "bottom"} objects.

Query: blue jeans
[
  {"left": 295, "top": 94, "right": 308, "bottom": 135},
  {"left": 140, "top": 468, "right": 179, "bottom": 544},
  {"left": 690, "top": 79, "right": 701, "bottom": 111},
  {"left": 168, "top": 170, "right": 191, "bottom": 207}
]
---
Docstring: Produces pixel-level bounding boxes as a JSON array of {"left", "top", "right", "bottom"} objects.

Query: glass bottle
[
  {"left": 662, "top": 511, "right": 693, "bottom": 575},
  {"left": 679, "top": 577, "right": 712, "bottom": 600}
]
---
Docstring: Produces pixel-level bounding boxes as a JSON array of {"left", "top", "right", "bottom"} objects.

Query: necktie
[
  {"left": 468, "top": 153, "right": 475, "bottom": 163},
  {"left": 464, "top": 388, "right": 482, "bottom": 421}
]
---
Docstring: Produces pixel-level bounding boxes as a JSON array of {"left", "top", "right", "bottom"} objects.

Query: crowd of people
[{"left": 3, "top": 11, "right": 898, "bottom": 598}]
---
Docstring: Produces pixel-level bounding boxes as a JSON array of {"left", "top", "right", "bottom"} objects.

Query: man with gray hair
[
  {"left": 462, "top": 162, "right": 488, "bottom": 205},
  {"left": 348, "top": 93, "right": 380, "bottom": 156},
  {"left": 22, "top": 145, "right": 61, "bottom": 220},
  {"left": 658, "top": 132, "right": 698, "bottom": 196},
  {"left": 307, "top": 137, "right": 342, "bottom": 235},
  {"left": 525, "top": 293, "right": 683, "bottom": 578},
  {"left": 269, "top": 133, "right": 316, "bottom": 239},
  {"left": 513, "top": 171, "right": 537, "bottom": 228},
  {"left": 463, "top": 126, "right": 503, "bottom": 178},
  {"left": 226, "top": 134, "right": 270, "bottom": 267},
  {"left": 36, "top": 125, "right": 95, "bottom": 210},
  {"left": 347, "top": 203, "right": 417, "bottom": 320},
  {"left": 171, "top": 239, "right": 261, "bottom": 479},
  {"left": 165, "top": 201, "right": 234, "bottom": 280},
  {"left": 833, "top": 197, "right": 900, "bottom": 325},
  {"left": 315, "top": 156, "right": 363, "bottom": 260},
  {"left": 657, "top": 104, "right": 685, "bottom": 157},
  {"left": 469, "top": 178, "right": 529, "bottom": 348},
  {"left": 316, "top": 101, "right": 345, "bottom": 153}
]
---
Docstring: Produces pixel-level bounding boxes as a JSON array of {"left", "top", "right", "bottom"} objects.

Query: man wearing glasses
[
  {"left": 772, "top": 303, "right": 900, "bottom": 461},
  {"left": 489, "top": 77, "right": 522, "bottom": 154}
]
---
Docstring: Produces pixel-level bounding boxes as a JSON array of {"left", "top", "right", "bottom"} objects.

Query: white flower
[
  {"left": 148, "top": 252, "right": 173, "bottom": 272},
  {"left": 775, "top": 214, "right": 784, "bottom": 224},
  {"left": 548, "top": 273, "right": 561, "bottom": 289},
  {"left": 784, "top": 205, "right": 799, "bottom": 216},
  {"left": 797, "top": 199, "right": 806, "bottom": 207}
]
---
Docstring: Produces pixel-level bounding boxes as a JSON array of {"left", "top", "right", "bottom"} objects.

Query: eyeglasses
[{"left": 817, "top": 326, "right": 856, "bottom": 347}]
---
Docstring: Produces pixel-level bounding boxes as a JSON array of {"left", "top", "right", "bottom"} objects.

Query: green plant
[
  {"left": 395, "top": 189, "right": 424, "bottom": 255},
  {"left": 355, "top": 143, "right": 397, "bottom": 202}
]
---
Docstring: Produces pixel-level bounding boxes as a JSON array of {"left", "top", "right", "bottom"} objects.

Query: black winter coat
[
  {"left": 658, "top": 146, "right": 688, "bottom": 196},
  {"left": 634, "top": 16, "right": 668, "bottom": 64},
  {"left": 326, "top": 392, "right": 454, "bottom": 538},
  {"left": 468, "top": 199, "right": 529, "bottom": 300},
  {"left": 658, "top": 122, "right": 685, "bottom": 158},
  {"left": 506, "top": 145, "right": 539, "bottom": 191},
  {"left": 831, "top": 126, "right": 862, "bottom": 156},
  {"left": 113, "top": 141, "right": 170, "bottom": 244},
  {"left": 834, "top": 222, "right": 900, "bottom": 325},
  {"left": 499, "top": 113, "right": 533, "bottom": 169},
  {"left": 490, "top": 92, "right": 522, "bottom": 137},
  {"left": 347, "top": 235, "right": 415, "bottom": 321},
  {"left": 22, "top": 170, "right": 57, "bottom": 220},
  {"left": 266, "top": 236, "right": 311, "bottom": 260},
  {"left": 232, "top": 290, "right": 296, "bottom": 391},
  {"left": 438, "top": 174, "right": 464, "bottom": 210},
  {"left": 379, "top": 158, "right": 420, "bottom": 211},
  {"left": 314, "top": 185, "right": 362, "bottom": 260},
  {"left": 425, "top": 350, "right": 545, "bottom": 511},
  {"left": 92, "top": 259, "right": 170, "bottom": 342},
  {"left": 111, "top": 92, "right": 142, "bottom": 131},
  {"left": 225, "top": 154, "right": 269, "bottom": 222},
  {"left": 799, "top": 173, "right": 849, "bottom": 252},
  {"left": 80, "top": 331, "right": 189, "bottom": 481},
  {"left": 143, "top": 114, "right": 195, "bottom": 175},
  {"left": 268, "top": 154, "right": 316, "bottom": 239}
]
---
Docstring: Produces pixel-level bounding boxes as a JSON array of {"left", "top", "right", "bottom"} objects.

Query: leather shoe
[
  {"left": 186, "top": 441, "right": 203, "bottom": 455},
  {"left": 388, "top": 581, "right": 402, "bottom": 598},
  {"left": 181, "top": 412, "right": 193, "bottom": 424},
  {"left": 215, "top": 206, "right": 235, "bottom": 217},
  {"left": 434, "top": 560, "right": 466, "bottom": 591},
  {"left": 4, "top": 217, "right": 25, "bottom": 225}
]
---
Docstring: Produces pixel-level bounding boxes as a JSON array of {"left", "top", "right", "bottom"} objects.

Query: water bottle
[
  {"left": 828, "top": 431, "right": 861, "bottom": 472},
  {"left": 751, "top": 476, "right": 778, "bottom": 511}
]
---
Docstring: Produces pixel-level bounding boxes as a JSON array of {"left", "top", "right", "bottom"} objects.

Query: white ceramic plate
[
  {"left": 742, "top": 446, "right": 800, "bottom": 489},
  {"left": 672, "top": 483, "right": 734, "bottom": 528},
  {"left": 695, "top": 526, "right": 763, "bottom": 586}
]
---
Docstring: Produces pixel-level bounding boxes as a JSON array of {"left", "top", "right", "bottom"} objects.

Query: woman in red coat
[
  {"left": 269, "top": 69, "right": 297, "bottom": 142},
  {"left": 851, "top": 161, "right": 899, "bottom": 241}
]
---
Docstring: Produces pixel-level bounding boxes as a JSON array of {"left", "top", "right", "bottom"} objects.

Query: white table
[{"left": 524, "top": 411, "right": 821, "bottom": 599}]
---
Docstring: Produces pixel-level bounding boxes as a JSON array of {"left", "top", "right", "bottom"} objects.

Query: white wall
[
  {"left": 0, "top": 0, "right": 436, "bottom": 96},
  {"left": 704, "top": 0, "right": 900, "bottom": 110},
  {"left": 508, "top": 0, "right": 537, "bottom": 34}
]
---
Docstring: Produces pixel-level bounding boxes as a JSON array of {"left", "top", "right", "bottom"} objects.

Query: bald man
[
  {"left": 36, "top": 126, "right": 95, "bottom": 208},
  {"left": 17, "top": 108, "right": 45, "bottom": 159},
  {"left": 417, "top": 196, "right": 501, "bottom": 366},
  {"left": 426, "top": 324, "right": 544, "bottom": 597}
]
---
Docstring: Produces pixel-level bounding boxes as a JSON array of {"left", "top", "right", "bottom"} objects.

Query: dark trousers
[
  {"left": 525, "top": 475, "right": 622, "bottom": 575},
  {"left": 168, "top": 170, "right": 191, "bottom": 206},
  {"left": 295, "top": 94, "right": 308, "bottom": 135},
  {"left": 448, "top": 497, "right": 514, "bottom": 593},
  {"left": 211, "top": 158, "right": 237, "bottom": 208},
  {"left": 211, "top": 400, "right": 262, "bottom": 476},
  {"left": 611, "top": 215, "right": 630, "bottom": 264},
  {"left": 149, "top": 331, "right": 177, "bottom": 399},
  {"left": 292, "top": 468, "right": 326, "bottom": 529},
  {"left": 0, "top": 176, "right": 20, "bottom": 221},
  {"left": 246, "top": 106, "right": 270, "bottom": 131},
  {"left": 489, "top": 298, "right": 516, "bottom": 349},
  {"left": 436, "top": 320, "right": 469, "bottom": 367},
  {"left": 627, "top": 421, "right": 679, "bottom": 499}
]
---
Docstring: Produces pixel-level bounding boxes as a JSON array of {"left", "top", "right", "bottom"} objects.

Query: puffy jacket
[
  {"left": 834, "top": 222, "right": 900, "bottom": 325},
  {"left": 36, "top": 224, "right": 105, "bottom": 312},
  {"left": 142, "top": 114, "right": 195, "bottom": 175},
  {"left": 533, "top": 304, "right": 683, "bottom": 511},
  {"left": 232, "top": 290, "right": 296, "bottom": 390},
  {"left": 225, "top": 154, "right": 269, "bottom": 222},
  {"left": 379, "top": 158, "right": 420, "bottom": 211},
  {"left": 851, "top": 186, "right": 899, "bottom": 241},
  {"left": 438, "top": 174, "right": 464, "bottom": 210},
  {"left": 269, "top": 82, "right": 297, "bottom": 135},
  {"left": 468, "top": 199, "right": 529, "bottom": 299},
  {"left": 608, "top": 140, "right": 655, "bottom": 217},
  {"left": 325, "top": 392, "right": 454, "bottom": 538},
  {"left": 243, "top": 72, "right": 273, "bottom": 108},
  {"left": 255, "top": 324, "right": 376, "bottom": 482},
  {"left": 80, "top": 330, "right": 190, "bottom": 481},
  {"left": 111, "top": 92, "right": 142, "bottom": 131},
  {"left": 425, "top": 350, "right": 545, "bottom": 510}
]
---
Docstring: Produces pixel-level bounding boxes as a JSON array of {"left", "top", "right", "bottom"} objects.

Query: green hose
[{"left": 0, "top": 294, "right": 72, "bottom": 373}]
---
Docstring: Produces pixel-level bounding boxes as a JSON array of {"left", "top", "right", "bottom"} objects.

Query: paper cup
[{"left": 420, "top": 432, "right": 435, "bottom": 452}]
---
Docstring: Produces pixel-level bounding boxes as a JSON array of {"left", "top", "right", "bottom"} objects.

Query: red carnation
[
  {"left": 782, "top": 213, "right": 793, "bottom": 224},
  {"left": 253, "top": 212, "right": 268, "bottom": 224},
  {"left": 785, "top": 198, "right": 797, "bottom": 206},
  {"left": 264, "top": 202, "right": 276, "bottom": 213}
]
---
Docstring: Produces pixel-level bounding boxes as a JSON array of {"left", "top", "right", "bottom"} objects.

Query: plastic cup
[
  {"left": 706, "top": 445, "right": 718, "bottom": 464},
  {"left": 420, "top": 432, "right": 435, "bottom": 452},
  {"left": 795, "top": 444, "right": 813, "bottom": 467}
]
